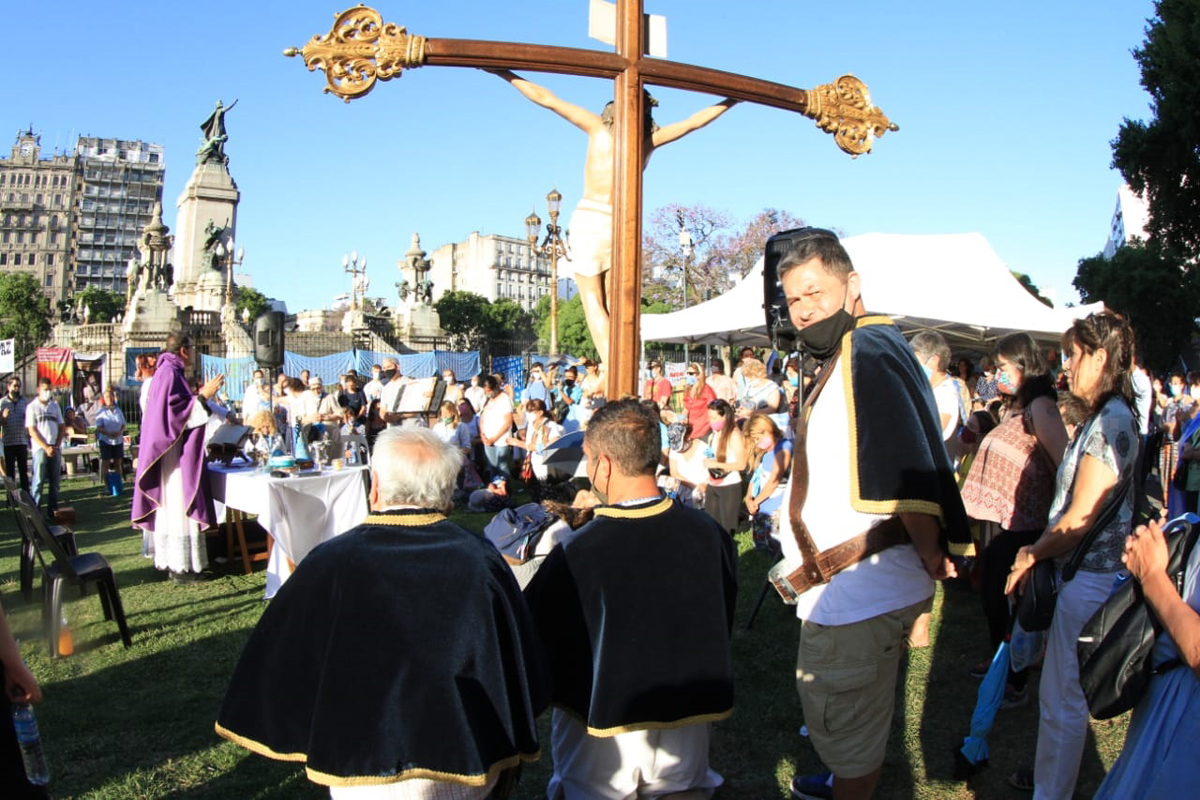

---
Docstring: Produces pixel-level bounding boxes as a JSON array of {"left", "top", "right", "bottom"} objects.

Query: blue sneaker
[{"left": 791, "top": 770, "right": 833, "bottom": 800}]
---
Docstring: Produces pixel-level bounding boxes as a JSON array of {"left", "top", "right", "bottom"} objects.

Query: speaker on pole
[
  {"left": 763, "top": 229, "right": 805, "bottom": 351},
  {"left": 254, "top": 311, "right": 285, "bottom": 368}
]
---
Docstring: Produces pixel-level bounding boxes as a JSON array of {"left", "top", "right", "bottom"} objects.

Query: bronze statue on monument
[{"left": 196, "top": 99, "right": 238, "bottom": 165}]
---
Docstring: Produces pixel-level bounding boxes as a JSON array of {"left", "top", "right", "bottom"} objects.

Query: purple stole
[{"left": 131, "top": 352, "right": 215, "bottom": 531}]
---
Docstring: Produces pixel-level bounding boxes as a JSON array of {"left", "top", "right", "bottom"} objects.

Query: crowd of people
[{"left": 7, "top": 231, "right": 1200, "bottom": 798}]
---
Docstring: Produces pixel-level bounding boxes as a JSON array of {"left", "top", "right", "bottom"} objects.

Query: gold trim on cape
[
  {"left": 844, "top": 315, "right": 946, "bottom": 521},
  {"left": 215, "top": 722, "right": 539, "bottom": 788},
  {"left": 592, "top": 497, "right": 673, "bottom": 520}
]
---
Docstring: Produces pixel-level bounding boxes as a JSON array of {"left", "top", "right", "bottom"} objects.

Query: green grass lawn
[{"left": 1, "top": 478, "right": 1129, "bottom": 798}]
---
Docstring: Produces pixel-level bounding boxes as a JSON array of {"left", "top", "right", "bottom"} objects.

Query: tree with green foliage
[
  {"left": 554, "top": 294, "right": 598, "bottom": 360},
  {"left": 435, "top": 290, "right": 493, "bottom": 350},
  {"left": 73, "top": 287, "right": 125, "bottom": 323},
  {"left": 235, "top": 286, "right": 272, "bottom": 323},
  {"left": 1011, "top": 271, "right": 1053, "bottom": 308},
  {"left": 641, "top": 205, "right": 805, "bottom": 307},
  {"left": 0, "top": 274, "right": 52, "bottom": 363},
  {"left": 1112, "top": 0, "right": 1200, "bottom": 261},
  {"left": 1075, "top": 240, "right": 1200, "bottom": 371},
  {"left": 485, "top": 299, "right": 533, "bottom": 346}
]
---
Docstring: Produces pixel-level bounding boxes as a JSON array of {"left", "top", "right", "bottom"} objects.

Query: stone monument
[
  {"left": 394, "top": 233, "right": 442, "bottom": 338},
  {"left": 173, "top": 100, "right": 240, "bottom": 311},
  {"left": 123, "top": 201, "right": 180, "bottom": 334}
]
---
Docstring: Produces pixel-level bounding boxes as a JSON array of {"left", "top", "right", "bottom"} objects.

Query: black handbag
[
  {"left": 1077, "top": 518, "right": 1198, "bottom": 719},
  {"left": 1016, "top": 472, "right": 1131, "bottom": 632}
]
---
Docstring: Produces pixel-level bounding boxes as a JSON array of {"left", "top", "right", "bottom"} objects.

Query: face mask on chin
[{"left": 795, "top": 285, "right": 855, "bottom": 361}]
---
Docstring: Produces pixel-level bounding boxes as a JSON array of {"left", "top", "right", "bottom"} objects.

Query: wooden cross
[{"left": 285, "top": 2, "right": 898, "bottom": 398}]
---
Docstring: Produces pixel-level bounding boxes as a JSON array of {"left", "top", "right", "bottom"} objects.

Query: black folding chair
[
  {"left": 3, "top": 475, "right": 76, "bottom": 602},
  {"left": 14, "top": 489, "right": 132, "bottom": 657}
]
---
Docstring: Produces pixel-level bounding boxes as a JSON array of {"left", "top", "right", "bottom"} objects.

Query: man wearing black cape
[
  {"left": 524, "top": 399, "right": 737, "bottom": 798},
  {"left": 774, "top": 229, "right": 970, "bottom": 800},
  {"left": 216, "top": 427, "right": 548, "bottom": 797}
]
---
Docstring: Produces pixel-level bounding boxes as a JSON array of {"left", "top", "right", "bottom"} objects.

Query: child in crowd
[{"left": 743, "top": 413, "right": 792, "bottom": 556}]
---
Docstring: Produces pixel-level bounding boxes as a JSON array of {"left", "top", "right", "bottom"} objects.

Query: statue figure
[
  {"left": 491, "top": 69, "right": 737, "bottom": 363},
  {"left": 421, "top": 278, "right": 434, "bottom": 306},
  {"left": 202, "top": 219, "right": 227, "bottom": 271},
  {"left": 197, "top": 99, "right": 238, "bottom": 165},
  {"left": 397, "top": 279, "right": 411, "bottom": 303}
]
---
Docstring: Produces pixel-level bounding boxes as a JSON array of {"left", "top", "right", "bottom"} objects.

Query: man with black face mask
[{"left": 771, "top": 228, "right": 970, "bottom": 800}]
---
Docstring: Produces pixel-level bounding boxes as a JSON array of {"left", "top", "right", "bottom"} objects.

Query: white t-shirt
[
  {"left": 931, "top": 378, "right": 961, "bottom": 443},
  {"left": 378, "top": 377, "right": 413, "bottom": 426},
  {"left": 1131, "top": 368, "right": 1153, "bottom": 436},
  {"left": 778, "top": 356, "right": 934, "bottom": 626},
  {"left": 479, "top": 392, "right": 515, "bottom": 442},
  {"left": 25, "top": 397, "right": 63, "bottom": 447},
  {"left": 432, "top": 421, "right": 472, "bottom": 451}
]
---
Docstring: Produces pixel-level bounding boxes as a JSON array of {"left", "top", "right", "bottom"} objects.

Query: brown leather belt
[
  {"left": 771, "top": 516, "right": 909, "bottom": 599},
  {"left": 776, "top": 347, "right": 909, "bottom": 602}
]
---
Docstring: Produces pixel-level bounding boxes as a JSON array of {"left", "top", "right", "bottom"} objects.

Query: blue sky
[{"left": 2, "top": 1, "right": 1156, "bottom": 313}]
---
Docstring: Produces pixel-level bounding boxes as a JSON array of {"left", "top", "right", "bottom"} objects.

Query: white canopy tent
[{"left": 641, "top": 232, "right": 1102, "bottom": 352}]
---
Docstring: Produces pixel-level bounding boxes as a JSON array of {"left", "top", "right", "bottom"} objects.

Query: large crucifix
[{"left": 285, "top": 2, "right": 898, "bottom": 398}]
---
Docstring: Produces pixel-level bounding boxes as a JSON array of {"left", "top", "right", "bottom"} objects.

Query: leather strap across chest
[{"left": 784, "top": 348, "right": 908, "bottom": 595}]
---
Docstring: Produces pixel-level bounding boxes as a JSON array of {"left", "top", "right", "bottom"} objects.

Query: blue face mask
[
  {"left": 686, "top": 375, "right": 697, "bottom": 386},
  {"left": 921, "top": 363, "right": 934, "bottom": 381},
  {"left": 996, "top": 369, "right": 1017, "bottom": 394},
  {"left": 1169, "top": 384, "right": 1181, "bottom": 397},
  {"left": 787, "top": 374, "right": 799, "bottom": 387}
]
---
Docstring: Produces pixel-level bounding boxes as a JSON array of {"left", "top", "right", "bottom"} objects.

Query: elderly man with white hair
[{"left": 217, "top": 427, "right": 548, "bottom": 798}]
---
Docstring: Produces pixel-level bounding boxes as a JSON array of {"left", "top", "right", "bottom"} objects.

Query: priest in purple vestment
[{"left": 132, "top": 333, "right": 225, "bottom": 582}]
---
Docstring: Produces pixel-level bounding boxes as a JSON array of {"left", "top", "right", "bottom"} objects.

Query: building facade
[
  {"left": 75, "top": 136, "right": 165, "bottom": 294},
  {"left": 0, "top": 129, "right": 165, "bottom": 305},
  {"left": 428, "top": 231, "right": 557, "bottom": 312},
  {"left": 0, "top": 130, "right": 78, "bottom": 304},
  {"left": 1102, "top": 184, "right": 1150, "bottom": 260}
]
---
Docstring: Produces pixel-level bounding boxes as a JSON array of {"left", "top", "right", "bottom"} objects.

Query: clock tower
[{"left": 11, "top": 129, "right": 39, "bottom": 163}]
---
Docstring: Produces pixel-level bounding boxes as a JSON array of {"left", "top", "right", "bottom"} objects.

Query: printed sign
[{"left": 0, "top": 339, "right": 12, "bottom": 374}]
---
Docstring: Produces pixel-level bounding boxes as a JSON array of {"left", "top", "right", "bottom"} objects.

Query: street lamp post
[
  {"left": 342, "top": 251, "right": 368, "bottom": 310},
  {"left": 678, "top": 212, "right": 693, "bottom": 366},
  {"left": 525, "top": 188, "right": 570, "bottom": 355},
  {"left": 215, "top": 240, "right": 245, "bottom": 306}
]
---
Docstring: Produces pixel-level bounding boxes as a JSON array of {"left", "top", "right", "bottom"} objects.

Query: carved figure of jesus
[{"left": 491, "top": 69, "right": 736, "bottom": 361}]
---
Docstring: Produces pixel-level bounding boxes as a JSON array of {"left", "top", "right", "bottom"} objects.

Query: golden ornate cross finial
[
  {"left": 283, "top": 5, "right": 426, "bottom": 102},
  {"left": 802, "top": 74, "right": 899, "bottom": 157}
]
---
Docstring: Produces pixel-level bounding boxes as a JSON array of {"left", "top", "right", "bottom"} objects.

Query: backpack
[
  {"left": 1076, "top": 517, "right": 1199, "bottom": 720},
  {"left": 483, "top": 502, "right": 558, "bottom": 565}
]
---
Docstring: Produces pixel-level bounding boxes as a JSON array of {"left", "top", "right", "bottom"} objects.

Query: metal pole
[{"left": 549, "top": 214, "right": 559, "bottom": 356}]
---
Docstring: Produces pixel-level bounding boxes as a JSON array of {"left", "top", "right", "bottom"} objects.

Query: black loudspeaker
[
  {"left": 763, "top": 228, "right": 807, "bottom": 350},
  {"left": 254, "top": 311, "right": 285, "bottom": 367}
]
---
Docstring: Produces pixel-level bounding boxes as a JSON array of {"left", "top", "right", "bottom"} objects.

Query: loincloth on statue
[{"left": 568, "top": 199, "right": 613, "bottom": 278}]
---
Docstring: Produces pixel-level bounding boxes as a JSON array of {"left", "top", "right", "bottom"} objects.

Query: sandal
[{"left": 1007, "top": 768, "right": 1034, "bottom": 792}]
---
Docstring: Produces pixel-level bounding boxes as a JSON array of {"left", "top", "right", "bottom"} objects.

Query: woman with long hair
[
  {"left": 743, "top": 412, "right": 792, "bottom": 555},
  {"left": 507, "top": 398, "right": 563, "bottom": 483},
  {"left": 702, "top": 399, "right": 746, "bottom": 536},
  {"left": 960, "top": 332, "right": 1067, "bottom": 698},
  {"left": 681, "top": 361, "right": 717, "bottom": 441},
  {"left": 1004, "top": 312, "right": 1140, "bottom": 797}
]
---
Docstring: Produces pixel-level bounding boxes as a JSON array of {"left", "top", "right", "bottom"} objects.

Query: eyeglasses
[{"left": 686, "top": 371, "right": 698, "bottom": 376}]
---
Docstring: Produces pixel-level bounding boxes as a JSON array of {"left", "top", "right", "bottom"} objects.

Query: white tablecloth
[{"left": 209, "top": 464, "right": 370, "bottom": 598}]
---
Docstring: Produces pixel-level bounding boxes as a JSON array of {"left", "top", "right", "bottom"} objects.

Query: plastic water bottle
[
  {"left": 57, "top": 613, "right": 73, "bottom": 657},
  {"left": 11, "top": 703, "right": 49, "bottom": 785}
]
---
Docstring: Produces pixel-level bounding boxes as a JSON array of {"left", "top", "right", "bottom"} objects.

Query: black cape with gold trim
[
  {"left": 215, "top": 510, "right": 548, "bottom": 788},
  {"left": 524, "top": 497, "right": 736, "bottom": 736},
  {"left": 843, "top": 315, "right": 972, "bottom": 554}
]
